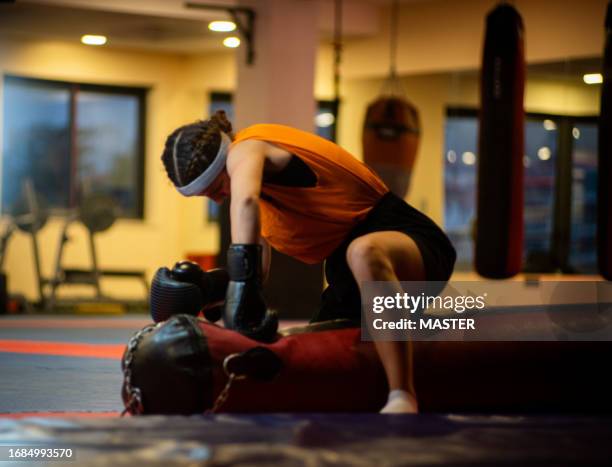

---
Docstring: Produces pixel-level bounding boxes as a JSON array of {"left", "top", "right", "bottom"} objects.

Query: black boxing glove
[
  {"left": 150, "top": 261, "right": 229, "bottom": 323},
  {"left": 223, "top": 244, "right": 278, "bottom": 342}
]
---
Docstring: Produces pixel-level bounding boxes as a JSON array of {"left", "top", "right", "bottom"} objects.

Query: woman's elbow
[
  {"left": 233, "top": 195, "right": 261, "bottom": 221},
  {"left": 240, "top": 195, "right": 260, "bottom": 208}
]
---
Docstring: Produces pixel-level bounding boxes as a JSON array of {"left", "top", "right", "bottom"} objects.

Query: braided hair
[{"left": 161, "top": 110, "right": 234, "bottom": 187}]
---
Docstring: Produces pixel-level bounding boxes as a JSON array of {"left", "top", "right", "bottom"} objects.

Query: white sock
[{"left": 380, "top": 389, "right": 418, "bottom": 414}]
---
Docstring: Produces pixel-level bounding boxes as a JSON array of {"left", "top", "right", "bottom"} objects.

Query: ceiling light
[
  {"left": 543, "top": 119, "right": 557, "bottom": 131},
  {"left": 583, "top": 73, "right": 603, "bottom": 85},
  {"left": 209, "top": 21, "right": 236, "bottom": 32},
  {"left": 223, "top": 37, "right": 241, "bottom": 48},
  {"left": 81, "top": 35, "right": 107, "bottom": 46}
]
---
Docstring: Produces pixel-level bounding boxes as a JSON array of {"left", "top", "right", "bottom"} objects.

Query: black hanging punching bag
[
  {"left": 475, "top": 4, "right": 525, "bottom": 279},
  {"left": 599, "top": 1, "right": 612, "bottom": 281}
]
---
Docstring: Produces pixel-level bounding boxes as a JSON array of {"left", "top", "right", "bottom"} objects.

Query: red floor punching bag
[
  {"left": 475, "top": 4, "right": 525, "bottom": 278},
  {"left": 122, "top": 316, "right": 388, "bottom": 414},
  {"left": 599, "top": 1, "right": 612, "bottom": 281},
  {"left": 362, "top": 97, "right": 420, "bottom": 198}
]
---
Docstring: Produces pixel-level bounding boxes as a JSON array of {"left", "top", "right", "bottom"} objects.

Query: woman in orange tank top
[{"left": 161, "top": 111, "right": 456, "bottom": 414}]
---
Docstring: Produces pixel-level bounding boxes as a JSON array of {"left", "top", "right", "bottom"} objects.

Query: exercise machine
[
  {"left": 44, "top": 193, "right": 149, "bottom": 311},
  {"left": 9, "top": 181, "right": 148, "bottom": 312}
]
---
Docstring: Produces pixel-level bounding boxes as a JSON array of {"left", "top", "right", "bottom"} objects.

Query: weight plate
[{"left": 79, "top": 194, "right": 117, "bottom": 233}]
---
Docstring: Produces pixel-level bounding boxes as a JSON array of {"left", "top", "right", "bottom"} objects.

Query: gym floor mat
[
  {"left": 0, "top": 316, "right": 148, "bottom": 415},
  {"left": 2, "top": 315, "right": 612, "bottom": 466},
  {"left": 2, "top": 414, "right": 612, "bottom": 466},
  {"left": 0, "top": 316, "right": 306, "bottom": 415}
]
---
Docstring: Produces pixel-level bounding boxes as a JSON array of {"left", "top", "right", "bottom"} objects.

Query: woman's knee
[{"left": 346, "top": 236, "right": 395, "bottom": 280}]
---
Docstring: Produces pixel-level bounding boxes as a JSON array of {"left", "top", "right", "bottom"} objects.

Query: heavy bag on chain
[
  {"left": 362, "top": 97, "right": 420, "bottom": 198},
  {"left": 475, "top": 4, "right": 525, "bottom": 278}
]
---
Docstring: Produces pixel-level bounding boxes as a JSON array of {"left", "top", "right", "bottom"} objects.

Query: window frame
[
  {"left": 315, "top": 99, "right": 339, "bottom": 143},
  {"left": 445, "top": 106, "right": 598, "bottom": 273},
  {"left": 209, "top": 91, "right": 232, "bottom": 108},
  {"left": 2, "top": 74, "right": 148, "bottom": 219}
]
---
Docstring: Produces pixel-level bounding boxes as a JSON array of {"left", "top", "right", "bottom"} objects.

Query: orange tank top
[{"left": 232, "top": 124, "right": 389, "bottom": 264}]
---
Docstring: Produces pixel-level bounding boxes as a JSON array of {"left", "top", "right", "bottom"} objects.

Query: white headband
[{"left": 175, "top": 131, "right": 231, "bottom": 197}]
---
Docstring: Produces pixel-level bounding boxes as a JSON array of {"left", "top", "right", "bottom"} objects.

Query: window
[
  {"left": 443, "top": 112, "right": 478, "bottom": 268},
  {"left": 568, "top": 122, "right": 598, "bottom": 273},
  {"left": 207, "top": 93, "right": 233, "bottom": 223},
  {"left": 209, "top": 92, "right": 234, "bottom": 125},
  {"left": 523, "top": 117, "right": 558, "bottom": 270},
  {"left": 314, "top": 100, "right": 338, "bottom": 142},
  {"left": 444, "top": 108, "right": 598, "bottom": 273},
  {"left": 2, "top": 76, "right": 146, "bottom": 218}
]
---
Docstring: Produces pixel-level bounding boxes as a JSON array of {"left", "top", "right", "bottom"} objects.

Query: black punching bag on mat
[
  {"left": 475, "top": 4, "right": 525, "bottom": 278},
  {"left": 599, "top": 1, "right": 612, "bottom": 281}
]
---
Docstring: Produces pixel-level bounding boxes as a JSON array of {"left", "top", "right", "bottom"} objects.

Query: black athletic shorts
[{"left": 311, "top": 191, "right": 457, "bottom": 323}]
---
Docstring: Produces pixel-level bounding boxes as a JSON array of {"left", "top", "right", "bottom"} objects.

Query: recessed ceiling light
[
  {"left": 209, "top": 21, "right": 236, "bottom": 32},
  {"left": 583, "top": 73, "right": 603, "bottom": 85},
  {"left": 81, "top": 35, "right": 107, "bottom": 46},
  {"left": 223, "top": 37, "right": 241, "bottom": 48}
]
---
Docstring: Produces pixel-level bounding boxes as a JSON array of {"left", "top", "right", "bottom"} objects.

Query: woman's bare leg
[{"left": 346, "top": 231, "right": 426, "bottom": 413}]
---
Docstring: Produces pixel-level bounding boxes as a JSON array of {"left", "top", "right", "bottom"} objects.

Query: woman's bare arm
[
  {"left": 226, "top": 139, "right": 267, "bottom": 244},
  {"left": 260, "top": 236, "right": 271, "bottom": 282}
]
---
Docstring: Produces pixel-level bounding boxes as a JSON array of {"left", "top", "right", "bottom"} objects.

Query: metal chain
[
  {"left": 389, "top": 0, "right": 398, "bottom": 77},
  {"left": 206, "top": 373, "right": 236, "bottom": 414},
  {"left": 205, "top": 353, "right": 247, "bottom": 414},
  {"left": 121, "top": 323, "right": 159, "bottom": 416}
]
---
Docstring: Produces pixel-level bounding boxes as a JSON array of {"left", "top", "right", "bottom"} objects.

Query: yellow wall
[
  {"left": 342, "top": 0, "right": 609, "bottom": 79},
  {"left": 445, "top": 71, "right": 601, "bottom": 115}
]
